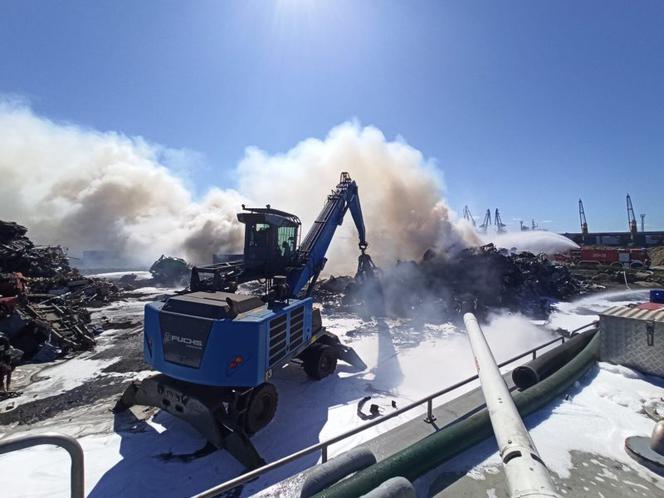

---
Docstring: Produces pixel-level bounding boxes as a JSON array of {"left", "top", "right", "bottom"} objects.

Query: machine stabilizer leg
[
  {"left": 336, "top": 345, "right": 368, "bottom": 370},
  {"left": 222, "top": 430, "right": 266, "bottom": 469},
  {"left": 317, "top": 331, "right": 368, "bottom": 370},
  {"left": 114, "top": 375, "right": 266, "bottom": 470}
]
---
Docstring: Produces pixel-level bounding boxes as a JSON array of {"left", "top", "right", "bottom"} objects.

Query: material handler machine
[{"left": 115, "top": 172, "right": 378, "bottom": 468}]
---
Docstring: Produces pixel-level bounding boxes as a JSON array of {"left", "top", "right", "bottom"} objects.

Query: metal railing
[
  {"left": 193, "top": 324, "right": 603, "bottom": 498},
  {"left": 0, "top": 432, "right": 84, "bottom": 498}
]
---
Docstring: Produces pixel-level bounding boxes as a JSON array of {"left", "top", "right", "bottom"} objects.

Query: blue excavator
[{"left": 115, "top": 172, "right": 379, "bottom": 468}]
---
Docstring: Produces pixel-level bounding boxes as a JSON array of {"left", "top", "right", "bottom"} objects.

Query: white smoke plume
[
  {"left": 0, "top": 102, "right": 477, "bottom": 271},
  {"left": 0, "top": 102, "right": 246, "bottom": 266},
  {"left": 237, "top": 124, "right": 480, "bottom": 273}
]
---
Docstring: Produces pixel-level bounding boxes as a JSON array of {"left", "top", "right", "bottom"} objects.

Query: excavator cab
[{"left": 237, "top": 206, "right": 301, "bottom": 278}]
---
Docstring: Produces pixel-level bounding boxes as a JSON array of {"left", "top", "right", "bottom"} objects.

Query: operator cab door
[
  {"left": 243, "top": 221, "right": 298, "bottom": 277},
  {"left": 245, "top": 222, "right": 274, "bottom": 270}
]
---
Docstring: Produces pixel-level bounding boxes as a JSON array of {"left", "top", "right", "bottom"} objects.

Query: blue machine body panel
[
  {"left": 143, "top": 297, "right": 314, "bottom": 387},
  {"left": 651, "top": 289, "right": 664, "bottom": 304}
]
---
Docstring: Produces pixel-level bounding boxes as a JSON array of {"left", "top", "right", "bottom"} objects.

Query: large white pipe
[{"left": 463, "top": 313, "right": 560, "bottom": 498}]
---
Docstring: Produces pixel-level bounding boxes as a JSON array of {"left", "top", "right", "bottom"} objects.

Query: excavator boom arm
[{"left": 287, "top": 172, "right": 371, "bottom": 296}]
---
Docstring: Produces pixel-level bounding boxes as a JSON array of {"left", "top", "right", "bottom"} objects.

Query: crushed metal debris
[
  {"left": 315, "top": 243, "right": 586, "bottom": 320},
  {"left": 0, "top": 220, "right": 123, "bottom": 373},
  {"left": 148, "top": 255, "right": 191, "bottom": 287}
]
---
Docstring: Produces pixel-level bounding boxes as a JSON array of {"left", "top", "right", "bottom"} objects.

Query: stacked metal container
[{"left": 599, "top": 290, "right": 664, "bottom": 377}]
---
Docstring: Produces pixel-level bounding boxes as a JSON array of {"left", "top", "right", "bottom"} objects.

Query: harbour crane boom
[
  {"left": 578, "top": 199, "right": 588, "bottom": 236},
  {"left": 627, "top": 194, "right": 638, "bottom": 238},
  {"left": 495, "top": 209, "right": 507, "bottom": 233},
  {"left": 479, "top": 209, "right": 492, "bottom": 234},
  {"left": 463, "top": 206, "right": 476, "bottom": 227}
]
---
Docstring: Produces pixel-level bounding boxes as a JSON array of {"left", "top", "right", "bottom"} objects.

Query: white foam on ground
[
  {"left": 0, "top": 308, "right": 555, "bottom": 497},
  {"left": 0, "top": 354, "right": 119, "bottom": 413},
  {"left": 121, "top": 286, "right": 180, "bottom": 296},
  {"left": 88, "top": 271, "right": 152, "bottom": 280},
  {"left": 0, "top": 432, "right": 123, "bottom": 498},
  {"left": 418, "top": 290, "right": 664, "bottom": 491},
  {"left": 2, "top": 289, "right": 662, "bottom": 497},
  {"left": 440, "top": 361, "right": 664, "bottom": 487},
  {"left": 528, "top": 362, "right": 664, "bottom": 480},
  {"left": 546, "top": 289, "right": 650, "bottom": 332}
]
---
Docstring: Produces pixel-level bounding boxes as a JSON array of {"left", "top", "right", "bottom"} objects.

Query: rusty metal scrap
[
  {"left": 0, "top": 220, "right": 121, "bottom": 363},
  {"left": 315, "top": 243, "right": 585, "bottom": 320}
]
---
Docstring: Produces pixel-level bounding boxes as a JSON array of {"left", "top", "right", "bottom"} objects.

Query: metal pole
[
  {"left": 424, "top": 399, "right": 436, "bottom": 424},
  {"left": 463, "top": 313, "right": 560, "bottom": 498},
  {"left": 0, "top": 432, "right": 84, "bottom": 498},
  {"left": 191, "top": 335, "right": 567, "bottom": 498}
]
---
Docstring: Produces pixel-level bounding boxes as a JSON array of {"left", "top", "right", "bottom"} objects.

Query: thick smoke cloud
[
  {"left": 0, "top": 102, "right": 245, "bottom": 265},
  {"left": 237, "top": 124, "right": 479, "bottom": 273},
  {"left": 0, "top": 102, "right": 476, "bottom": 271}
]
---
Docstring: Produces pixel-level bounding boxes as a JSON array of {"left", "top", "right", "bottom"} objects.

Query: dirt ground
[
  {"left": 649, "top": 246, "right": 664, "bottom": 267},
  {"left": 0, "top": 299, "right": 149, "bottom": 428}
]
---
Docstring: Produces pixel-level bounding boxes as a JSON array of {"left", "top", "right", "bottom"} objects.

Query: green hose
[{"left": 314, "top": 333, "right": 600, "bottom": 498}]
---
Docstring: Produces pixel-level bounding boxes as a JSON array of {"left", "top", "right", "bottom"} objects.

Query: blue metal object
[
  {"left": 146, "top": 172, "right": 372, "bottom": 387},
  {"left": 289, "top": 172, "right": 368, "bottom": 296},
  {"left": 651, "top": 289, "right": 664, "bottom": 304},
  {"left": 116, "top": 173, "right": 373, "bottom": 468},
  {"left": 144, "top": 297, "right": 314, "bottom": 387}
]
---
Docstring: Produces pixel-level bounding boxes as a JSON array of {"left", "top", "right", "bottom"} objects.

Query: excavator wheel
[
  {"left": 243, "top": 382, "right": 278, "bottom": 435},
  {"left": 303, "top": 344, "right": 338, "bottom": 380}
]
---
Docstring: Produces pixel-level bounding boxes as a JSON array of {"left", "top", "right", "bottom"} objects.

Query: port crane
[
  {"left": 519, "top": 219, "right": 538, "bottom": 231},
  {"left": 463, "top": 206, "right": 476, "bottom": 227},
  {"left": 116, "top": 173, "right": 377, "bottom": 468},
  {"left": 627, "top": 194, "right": 638, "bottom": 239},
  {"left": 479, "top": 209, "right": 492, "bottom": 233},
  {"left": 494, "top": 209, "right": 507, "bottom": 233},
  {"left": 578, "top": 199, "right": 588, "bottom": 238}
]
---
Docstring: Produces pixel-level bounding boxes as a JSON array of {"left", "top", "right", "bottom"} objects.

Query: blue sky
[{"left": 1, "top": 1, "right": 662, "bottom": 233}]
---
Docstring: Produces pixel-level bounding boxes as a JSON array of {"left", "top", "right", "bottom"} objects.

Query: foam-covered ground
[
  {"left": 0, "top": 288, "right": 659, "bottom": 497},
  {"left": 416, "top": 359, "right": 664, "bottom": 497}
]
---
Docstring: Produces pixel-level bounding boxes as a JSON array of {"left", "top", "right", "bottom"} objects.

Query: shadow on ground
[{"left": 89, "top": 323, "right": 405, "bottom": 498}]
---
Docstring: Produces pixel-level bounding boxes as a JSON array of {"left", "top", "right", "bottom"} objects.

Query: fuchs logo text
[{"left": 165, "top": 334, "right": 203, "bottom": 348}]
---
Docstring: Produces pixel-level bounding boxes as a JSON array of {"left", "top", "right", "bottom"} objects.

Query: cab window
[
  {"left": 248, "top": 223, "right": 270, "bottom": 247},
  {"left": 277, "top": 226, "right": 296, "bottom": 258}
]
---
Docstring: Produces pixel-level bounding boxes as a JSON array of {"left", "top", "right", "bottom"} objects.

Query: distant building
[{"left": 562, "top": 231, "right": 664, "bottom": 247}]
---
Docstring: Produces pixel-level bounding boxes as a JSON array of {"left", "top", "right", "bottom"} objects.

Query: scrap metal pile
[
  {"left": 148, "top": 255, "right": 191, "bottom": 287},
  {"left": 650, "top": 247, "right": 664, "bottom": 267},
  {"left": 316, "top": 243, "right": 583, "bottom": 320},
  {"left": 111, "top": 255, "right": 191, "bottom": 290},
  {"left": 0, "top": 220, "right": 120, "bottom": 363},
  {"left": 575, "top": 265, "right": 664, "bottom": 289}
]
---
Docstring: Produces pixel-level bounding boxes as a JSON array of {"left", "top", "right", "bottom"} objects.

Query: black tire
[
  {"left": 303, "top": 344, "right": 338, "bottom": 380},
  {"left": 243, "top": 382, "right": 278, "bottom": 435}
]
